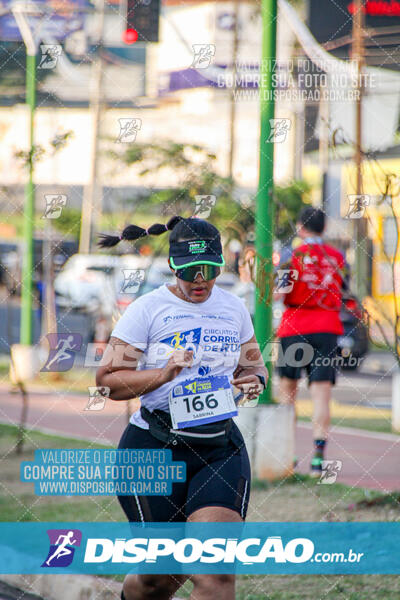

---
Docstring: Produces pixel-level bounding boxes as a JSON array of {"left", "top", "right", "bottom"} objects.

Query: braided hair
[{"left": 98, "top": 216, "right": 220, "bottom": 248}]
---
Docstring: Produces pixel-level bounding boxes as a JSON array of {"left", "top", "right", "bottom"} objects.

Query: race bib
[{"left": 169, "top": 375, "right": 238, "bottom": 430}]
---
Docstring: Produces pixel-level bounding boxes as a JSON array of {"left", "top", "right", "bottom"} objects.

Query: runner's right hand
[{"left": 163, "top": 350, "right": 194, "bottom": 382}]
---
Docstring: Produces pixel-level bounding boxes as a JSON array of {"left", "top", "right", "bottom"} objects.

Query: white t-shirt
[{"left": 111, "top": 283, "right": 254, "bottom": 428}]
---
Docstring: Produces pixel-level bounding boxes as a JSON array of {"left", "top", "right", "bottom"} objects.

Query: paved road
[
  {"left": 295, "top": 422, "right": 399, "bottom": 492},
  {"left": 1, "top": 386, "right": 399, "bottom": 492}
]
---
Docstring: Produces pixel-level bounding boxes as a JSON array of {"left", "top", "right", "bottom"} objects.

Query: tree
[
  {"left": 0, "top": 42, "right": 51, "bottom": 97},
  {"left": 274, "top": 180, "right": 312, "bottom": 243},
  {"left": 108, "top": 139, "right": 252, "bottom": 243},
  {"left": 108, "top": 139, "right": 311, "bottom": 250}
]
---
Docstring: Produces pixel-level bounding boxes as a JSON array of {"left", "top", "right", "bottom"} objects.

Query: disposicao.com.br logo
[
  {"left": 84, "top": 536, "right": 315, "bottom": 564},
  {"left": 0, "top": 522, "right": 392, "bottom": 575}
]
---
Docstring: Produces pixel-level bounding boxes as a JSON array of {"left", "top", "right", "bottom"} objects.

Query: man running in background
[{"left": 275, "top": 207, "right": 348, "bottom": 475}]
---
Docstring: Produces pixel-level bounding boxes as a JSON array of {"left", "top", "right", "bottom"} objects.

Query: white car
[
  {"left": 54, "top": 254, "right": 150, "bottom": 315},
  {"left": 231, "top": 280, "right": 284, "bottom": 330},
  {"left": 216, "top": 271, "right": 239, "bottom": 292},
  {"left": 137, "top": 257, "right": 175, "bottom": 296}
]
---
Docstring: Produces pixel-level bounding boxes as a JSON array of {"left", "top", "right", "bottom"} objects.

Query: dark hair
[
  {"left": 98, "top": 216, "right": 220, "bottom": 248},
  {"left": 298, "top": 207, "right": 325, "bottom": 235}
]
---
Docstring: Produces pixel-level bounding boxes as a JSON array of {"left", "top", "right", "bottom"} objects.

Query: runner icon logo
[
  {"left": 194, "top": 195, "right": 216, "bottom": 218},
  {"left": 117, "top": 118, "right": 142, "bottom": 143},
  {"left": 266, "top": 118, "right": 291, "bottom": 143},
  {"left": 160, "top": 328, "right": 201, "bottom": 357},
  {"left": 85, "top": 386, "right": 110, "bottom": 411},
  {"left": 42, "top": 529, "right": 82, "bottom": 568},
  {"left": 41, "top": 333, "right": 82, "bottom": 372},
  {"left": 121, "top": 269, "right": 145, "bottom": 293},
  {"left": 42, "top": 194, "right": 67, "bottom": 219},
  {"left": 317, "top": 460, "right": 343, "bottom": 485},
  {"left": 275, "top": 269, "right": 299, "bottom": 294},
  {"left": 345, "top": 195, "right": 370, "bottom": 219},
  {"left": 38, "top": 45, "right": 62, "bottom": 69},
  {"left": 192, "top": 44, "right": 216, "bottom": 68}
]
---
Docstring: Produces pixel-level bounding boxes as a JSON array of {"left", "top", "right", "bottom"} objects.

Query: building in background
[{"left": 0, "top": 0, "right": 299, "bottom": 216}]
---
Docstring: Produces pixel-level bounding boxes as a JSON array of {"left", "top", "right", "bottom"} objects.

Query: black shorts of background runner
[
  {"left": 277, "top": 333, "right": 338, "bottom": 385},
  {"left": 117, "top": 422, "right": 251, "bottom": 523}
]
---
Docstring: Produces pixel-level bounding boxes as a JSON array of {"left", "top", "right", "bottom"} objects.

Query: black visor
[{"left": 169, "top": 239, "right": 225, "bottom": 269}]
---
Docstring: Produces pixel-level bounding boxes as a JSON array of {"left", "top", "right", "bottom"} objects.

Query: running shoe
[{"left": 310, "top": 456, "right": 323, "bottom": 478}]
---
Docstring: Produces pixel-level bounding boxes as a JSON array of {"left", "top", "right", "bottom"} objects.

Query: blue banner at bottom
[{"left": 0, "top": 522, "right": 398, "bottom": 574}]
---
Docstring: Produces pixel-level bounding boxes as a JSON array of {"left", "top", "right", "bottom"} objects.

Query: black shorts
[
  {"left": 277, "top": 333, "right": 338, "bottom": 385},
  {"left": 117, "top": 422, "right": 251, "bottom": 523}
]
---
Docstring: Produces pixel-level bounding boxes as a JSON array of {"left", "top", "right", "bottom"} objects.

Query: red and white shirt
[{"left": 277, "top": 238, "right": 346, "bottom": 337}]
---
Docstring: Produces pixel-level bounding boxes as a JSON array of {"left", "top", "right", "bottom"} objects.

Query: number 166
[{"left": 183, "top": 394, "right": 218, "bottom": 413}]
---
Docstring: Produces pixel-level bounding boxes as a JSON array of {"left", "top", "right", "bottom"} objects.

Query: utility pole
[
  {"left": 228, "top": 0, "right": 239, "bottom": 178},
  {"left": 255, "top": 0, "right": 277, "bottom": 404},
  {"left": 11, "top": 1, "right": 39, "bottom": 346},
  {"left": 319, "top": 91, "right": 330, "bottom": 211},
  {"left": 352, "top": 0, "right": 368, "bottom": 299},
  {"left": 20, "top": 51, "right": 36, "bottom": 345},
  {"left": 42, "top": 221, "right": 57, "bottom": 337},
  {"left": 79, "top": 0, "right": 105, "bottom": 253}
]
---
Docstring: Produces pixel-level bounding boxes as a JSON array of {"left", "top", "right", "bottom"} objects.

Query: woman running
[{"left": 96, "top": 216, "right": 268, "bottom": 600}]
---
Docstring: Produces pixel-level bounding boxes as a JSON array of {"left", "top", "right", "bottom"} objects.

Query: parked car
[
  {"left": 231, "top": 281, "right": 283, "bottom": 330},
  {"left": 137, "top": 257, "right": 175, "bottom": 296},
  {"left": 0, "top": 241, "right": 19, "bottom": 291},
  {"left": 0, "top": 237, "right": 78, "bottom": 294},
  {"left": 216, "top": 271, "right": 239, "bottom": 292},
  {"left": 54, "top": 253, "right": 150, "bottom": 315}
]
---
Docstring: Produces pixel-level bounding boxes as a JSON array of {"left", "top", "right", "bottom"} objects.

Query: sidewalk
[{"left": 359, "top": 350, "right": 398, "bottom": 377}]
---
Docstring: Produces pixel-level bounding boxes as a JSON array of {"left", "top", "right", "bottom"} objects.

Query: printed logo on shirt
[
  {"left": 198, "top": 365, "right": 211, "bottom": 376},
  {"left": 163, "top": 314, "right": 194, "bottom": 324},
  {"left": 200, "top": 314, "right": 235, "bottom": 322},
  {"left": 160, "top": 328, "right": 202, "bottom": 355},
  {"left": 203, "top": 328, "right": 241, "bottom": 353}
]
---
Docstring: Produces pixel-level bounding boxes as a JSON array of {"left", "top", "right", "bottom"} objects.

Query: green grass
[
  {"left": 0, "top": 362, "right": 9, "bottom": 376},
  {"left": 299, "top": 415, "right": 398, "bottom": 435},
  {"left": 2, "top": 367, "right": 98, "bottom": 395},
  {"left": 0, "top": 424, "right": 124, "bottom": 522},
  {"left": 330, "top": 416, "right": 396, "bottom": 434},
  {"left": 1, "top": 423, "right": 399, "bottom": 525},
  {"left": 174, "top": 575, "right": 400, "bottom": 599}
]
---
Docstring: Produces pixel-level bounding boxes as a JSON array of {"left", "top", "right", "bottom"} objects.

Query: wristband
[{"left": 255, "top": 374, "right": 267, "bottom": 390}]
